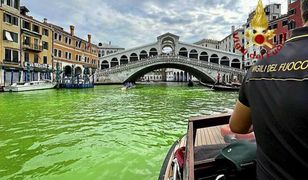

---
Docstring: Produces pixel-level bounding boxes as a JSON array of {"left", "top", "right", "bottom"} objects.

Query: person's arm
[{"left": 229, "top": 100, "right": 253, "bottom": 134}]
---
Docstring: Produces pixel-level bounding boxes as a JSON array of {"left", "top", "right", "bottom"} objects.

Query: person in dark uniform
[{"left": 229, "top": 1, "right": 308, "bottom": 179}]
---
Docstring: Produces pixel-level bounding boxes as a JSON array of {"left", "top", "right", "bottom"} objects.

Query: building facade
[
  {"left": 0, "top": 0, "right": 20, "bottom": 86},
  {"left": 288, "top": 0, "right": 303, "bottom": 36},
  {"left": 20, "top": 6, "right": 53, "bottom": 82},
  {"left": 48, "top": 24, "right": 99, "bottom": 81},
  {"left": 194, "top": 39, "right": 220, "bottom": 49}
]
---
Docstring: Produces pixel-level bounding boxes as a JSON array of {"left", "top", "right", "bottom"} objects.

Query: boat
[
  {"left": 188, "top": 80, "right": 194, "bottom": 87},
  {"left": 199, "top": 81, "right": 241, "bottom": 91},
  {"left": 212, "top": 84, "right": 240, "bottom": 91},
  {"left": 121, "top": 82, "right": 135, "bottom": 90},
  {"left": 3, "top": 80, "right": 56, "bottom": 92},
  {"left": 159, "top": 114, "right": 256, "bottom": 180}
]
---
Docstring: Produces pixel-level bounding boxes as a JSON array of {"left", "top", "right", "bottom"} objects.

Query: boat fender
[{"left": 174, "top": 147, "right": 185, "bottom": 169}]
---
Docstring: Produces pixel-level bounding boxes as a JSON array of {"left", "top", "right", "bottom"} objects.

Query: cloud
[{"left": 21, "top": 0, "right": 288, "bottom": 48}]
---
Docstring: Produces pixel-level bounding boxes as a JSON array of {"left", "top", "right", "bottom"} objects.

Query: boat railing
[{"left": 184, "top": 113, "right": 231, "bottom": 180}]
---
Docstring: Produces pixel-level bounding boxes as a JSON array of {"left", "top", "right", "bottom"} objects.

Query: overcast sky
[{"left": 21, "top": 0, "right": 288, "bottom": 48}]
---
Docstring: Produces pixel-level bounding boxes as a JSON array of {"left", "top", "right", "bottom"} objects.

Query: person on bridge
[{"left": 229, "top": 1, "right": 308, "bottom": 179}]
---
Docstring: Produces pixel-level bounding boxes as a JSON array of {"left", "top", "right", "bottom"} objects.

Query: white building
[
  {"left": 98, "top": 42, "right": 124, "bottom": 69},
  {"left": 194, "top": 39, "right": 220, "bottom": 49}
]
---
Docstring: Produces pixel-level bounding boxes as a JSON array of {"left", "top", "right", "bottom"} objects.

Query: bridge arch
[
  {"left": 101, "top": 60, "right": 109, "bottom": 69},
  {"left": 231, "top": 59, "right": 241, "bottom": 69},
  {"left": 140, "top": 50, "right": 148, "bottom": 60},
  {"left": 130, "top": 53, "right": 138, "bottom": 62},
  {"left": 123, "top": 62, "right": 215, "bottom": 83},
  {"left": 120, "top": 55, "right": 129, "bottom": 65},
  {"left": 199, "top": 52, "right": 208, "bottom": 62},
  {"left": 210, "top": 54, "right": 219, "bottom": 64},
  {"left": 189, "top": 49, "right": 198, "bottom": 59},
  {"left": 111, "top": 58, "right": 119, "bottom": 67},
  {"left": 162, "top": 37, "right": 175, "bottom": 53},
  {"left": 179, "top": 47, "right": 188, "bottom": 57},
  {"left": 221, "top": 56, "right": 230, "bottom": 67},
  {"left": 149, "top": 48, "right": 158, "bottom": 57}
]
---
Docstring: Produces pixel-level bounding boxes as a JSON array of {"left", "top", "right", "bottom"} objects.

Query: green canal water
[{"left": 0, "top": 83, "right": 238, "bottom": 180}]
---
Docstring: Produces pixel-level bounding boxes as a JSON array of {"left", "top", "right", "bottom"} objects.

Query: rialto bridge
[{"left": 96, "top": 33, "right": 245, "bottom": 84}]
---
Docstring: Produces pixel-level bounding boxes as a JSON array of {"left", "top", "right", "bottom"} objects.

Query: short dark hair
[{"left": 302, "top": 0, "right": 308, "bottom": 22}]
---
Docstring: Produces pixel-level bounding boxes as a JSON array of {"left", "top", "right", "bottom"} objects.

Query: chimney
[
  {"left": 231, "top": 25, "right": 235, "bottom": 33},
  {"left": 88, "top": 34, "right": 92, "bottom": 43},
  {"left": 70, "top": 25, "right": 75, "bottom": 36},
  {"left": 43, "top": 18, "right": 47, "bottom": 23}
]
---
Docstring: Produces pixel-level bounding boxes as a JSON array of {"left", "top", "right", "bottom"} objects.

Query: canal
[{"left": 0, "top": 83, "right": 238, "bottom": 180}]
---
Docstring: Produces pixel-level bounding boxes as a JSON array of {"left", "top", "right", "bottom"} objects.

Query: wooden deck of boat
[{"left": 163, "top": 125, "right": 224, "bottom": 180}]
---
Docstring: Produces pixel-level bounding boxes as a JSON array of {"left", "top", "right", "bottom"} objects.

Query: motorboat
[
  {"left": 159, "top": 114, "right": 256, "bottom": 180},
  {"left": 3, "top": 80, "right": 56, "bottom": 92}
]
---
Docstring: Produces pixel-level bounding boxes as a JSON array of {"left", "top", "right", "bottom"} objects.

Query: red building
[
  {"left": 288, "top": 0, "right": 304, "bottom": 37},
  {"left": 269, "top": 0, "right": 303, "bottom": 47}
]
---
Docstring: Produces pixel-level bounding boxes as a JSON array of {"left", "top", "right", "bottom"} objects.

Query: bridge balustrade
[{"left": 97, "top": 55, "right": 245, "bottom": 77}]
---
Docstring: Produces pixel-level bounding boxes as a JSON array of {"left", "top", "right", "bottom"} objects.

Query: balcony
[
  {"left": 23, "top": 43, "right": 43, "bottom": 52},
  {"left": 1, "top": 60, "right": 21, "bottom": 68}
]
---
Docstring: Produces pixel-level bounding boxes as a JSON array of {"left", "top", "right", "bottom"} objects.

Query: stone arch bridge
[
  {"left": 96, "top": 33, "right": 245, "bottom": 84},
  {"left": 96, "top": 55, "right": 245, "bottom": 84}
]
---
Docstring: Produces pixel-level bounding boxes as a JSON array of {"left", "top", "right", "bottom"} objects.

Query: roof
[{"left": 98, "top": 43, "right": 124, "bottom": 49}]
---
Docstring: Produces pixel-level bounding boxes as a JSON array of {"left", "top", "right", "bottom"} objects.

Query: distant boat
[
  {"left": 212, "top": 84, "right": 240, "bottom": 91},
  {"left": 199, "top": 81, "right": 241, "bottom": 91},
  {"left": 188, "top": 80, "right": 194, "bottom": 87},
  {"left": 3, "top": 80, "right": 56, "bottom": 92}
]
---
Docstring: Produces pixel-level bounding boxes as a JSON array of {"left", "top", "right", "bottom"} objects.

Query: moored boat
[
  {"left": 3, "top": 80, "right": 56, "bottom": 92},
  {"left": 212, "top": 84, "right": 240, "bottom": 91},
  {"left": 159, "top": 114, "right": 256, "bottom": 180}
]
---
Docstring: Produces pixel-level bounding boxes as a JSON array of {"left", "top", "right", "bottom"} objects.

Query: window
[
  {"left": 43, "top": 56, "right": 48, "bottom": 64},
  {"left": 273, "top": 16, "right": 277, "bottom": 20},
  {"left": 289, "top": 21, "right": 296, "bottom": 30},
  {"left": 5, "top": 49, "right": 11, "bottom": 61},
  {"left": 282, "top": 20, "right": 288, "bottom": 26},
  {"left": 288, "top": 9, "right": 296, "bottom": 15},
  {"left": 24, "top": 52, "right": 29, "bottom": 62},
  {"left": 54, "top": 49, "right": 58, "bottom": 57},
  {"left": 3, "top": 30, "right": 18, "bottom": 43},
  {"left": 23, "top": 36, "right": 30, "bottom": 45},
  {"left": 34, "top": 54, "right": 39, "bottom": 63},
  {"left": 273, "top": 24, "right": 278, "bottom": 29},
  {"left": 23, "top": 20, "right": 30, "bottom": 30},
  {"left": 54, "top": 33, "right": 58, "bottom": 40},
  {"left": 69, "top": 39, "right": 71, "bottom": 45},
  {"left": 65, "top": 37, "right": 68, "bottom": 44},
  {"left": 76, "top": 54, "right": 78, "bottom": 61},
  {"left": 58, "top": 50, "right": 62, "bottom": 58},
  {"left": 4, "top": 0, "right": 19, "bottom": 9},
  {"left": 34, "top": 39, "right": 39, "bottom": 50},
  {"left": 3, "top": 13, "right": 18, "bottom": 26},
  {"left": 65, "top": 52, "right": 68, "bottom": 59},
  {"left": 59, "top": 34, "right": 62, "bottom": 41},
  {"left": 43, "top": 28, "right": 49, "bottom": 36},
  {"left": 32, "top": 24, "right": 39, "bottom": 33},
  {"left": 4, "top": 49, "right": 19, "bottom": 62},
  {"left": 42, "top": 41, "right": 48, "bottom": 50}
]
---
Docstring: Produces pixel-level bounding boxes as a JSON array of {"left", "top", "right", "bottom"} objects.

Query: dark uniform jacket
[{"left": 239, "top": 27, "right": 308, "bottom": 180}]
